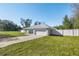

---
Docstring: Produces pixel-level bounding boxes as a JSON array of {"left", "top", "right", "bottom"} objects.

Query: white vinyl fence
[{"left": 52, "top": 29, "right": 79, "bottom": 36}]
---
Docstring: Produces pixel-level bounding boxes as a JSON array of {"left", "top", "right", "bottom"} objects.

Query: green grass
[
  {"left": 0, "top": 31, "right": 25, "bottom": 37},
  {"left": 0, "top": 36, "right": 79, "bottom": 56}
]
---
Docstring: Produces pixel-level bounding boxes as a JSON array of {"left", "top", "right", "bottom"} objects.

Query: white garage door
[{"left": 36, "top": 30, "right": 48, "bottom": 35}]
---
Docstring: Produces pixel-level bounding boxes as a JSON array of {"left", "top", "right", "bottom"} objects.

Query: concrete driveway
[{"left": 0, "top": 35, "right": 45, "bottom": 48}]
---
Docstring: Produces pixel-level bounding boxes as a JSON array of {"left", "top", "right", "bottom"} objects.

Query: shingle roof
[{"left": 24, "top": 23, "right": 51, "bottom": 29}]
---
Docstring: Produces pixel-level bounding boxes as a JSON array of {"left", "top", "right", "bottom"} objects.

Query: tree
[
  {"left": 20, "top": 18, "right": 32, "bottom": 28},
  {"left": 34, "top": 21, "right": 41, "bottom": 25},
  {"left": 69, "top": 17, "right": 74, "bottom": 29},
  {"left": 20, "top": 18, "right": 25, "bottom": 28},
  {"left": 54, "top": 15, "right": 74, "bottom": 29},
  {"left": 0, "top": 19, "right": 21, "bottom": 31},
  {"left": 54, "top": 25, "right": 64, "bottom": 29},
  {"left": 54, "top": 4, "right": 79, "bottom": 29},
  {"left": 25, "top": 19, "right": 32, "bottom": 27},
  {"left": 63, "top": 15, "right": 70, "bottom": 29},
  {"left": 71, "top": 4, "right": 79, "bottom": 29}
]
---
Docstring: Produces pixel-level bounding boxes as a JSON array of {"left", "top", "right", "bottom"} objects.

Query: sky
[{"left": 0, "top": 3, "right": 72, "bottom": 26}]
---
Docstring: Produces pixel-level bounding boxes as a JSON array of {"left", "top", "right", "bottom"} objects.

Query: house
[
  {"left": 24, "top": 23, "right": 54, "bottom": 36},
  {"left": 22, "top": 23, "right": 79, "bottom": 36}
]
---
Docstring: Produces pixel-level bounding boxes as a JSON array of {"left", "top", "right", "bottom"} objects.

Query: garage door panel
[{"left": 36, "top": 30, "right": 48, "bottom": 35}]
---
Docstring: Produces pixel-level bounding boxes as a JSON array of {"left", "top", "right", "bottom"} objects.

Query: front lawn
[
  {"left": 0, "top": 31, "right": 25, "bottom": 37},
  {"left": 0, "top": 36, "right": 79, "bottom": 56}
]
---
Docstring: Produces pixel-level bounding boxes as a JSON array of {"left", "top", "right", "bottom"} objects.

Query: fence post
[
  {"left": 73, "top": 29, "right": 74, "bottom": 36},
  {"left": 62, "top": 30, "right": 63, "bottom": 36},
  {"left": 78, "top": 29, "right": 79, "bottom": 36}
]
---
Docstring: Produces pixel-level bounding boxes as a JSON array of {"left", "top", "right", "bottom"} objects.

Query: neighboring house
[{"left": 24, "top": 23, "right": 54, "bottom": 36}]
